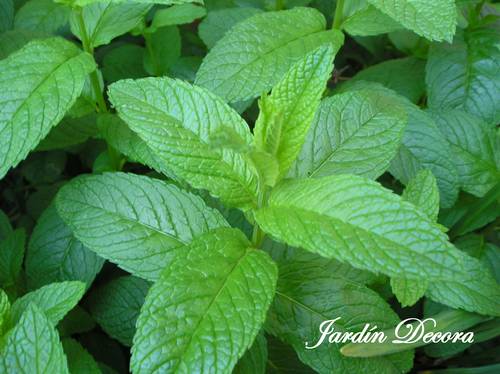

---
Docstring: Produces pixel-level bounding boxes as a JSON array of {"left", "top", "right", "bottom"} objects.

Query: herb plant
[{"left": 0, "top": 0, "right": 499, "bottom": 373}]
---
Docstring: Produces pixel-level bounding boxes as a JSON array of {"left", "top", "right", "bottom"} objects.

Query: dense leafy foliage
[{"left": 0, "top": 0, "right": 499, "bottom": 373}]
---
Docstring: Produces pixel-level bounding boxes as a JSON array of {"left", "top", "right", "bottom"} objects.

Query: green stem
[
  {"left": 332, "top": 0, "right": 345, "bottom": 29},
  {"left": 251, "top": 187, "right": 267, "bottom": 247},
  {"left": 144, "top": 32, "right": 160, "bottom": 77}
]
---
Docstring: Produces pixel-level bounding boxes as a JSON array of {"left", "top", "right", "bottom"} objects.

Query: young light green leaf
[
  {"left": 402, "top": 169, "right": 439, "bottom": 221},
  {"left": 149, "top": 4, "right": 206, "bottom": 31},
  {"left": 69, "top": 1, "right": 152, "bottom": 49},
  {"left": 62, "top": 338, "right": 101, "bottom": 374},
  {"left": 234, "top": 331, "right": 267, "bottom": 374},
  {"left": 26, "top": 204, "right": 104, "bottom": 290},
  {"left": 89, "top": 276, "right": 150, "bottom": 346},
  {"left": 0, "top": 0, "right": 14, "bottom": 33},
  {"left": 0, "top": 229, "right": 25, "bottom": 287},
  {"left": 0, "top": 37, "right": 95, "bottom": 179},
  {"left": 108, "top": 78, "right": 260, "bottom": 209},
  {"left": 350, "top": 57, "right": 426, "bottom": 103},
  {"left": 195, "top": 7, "right": 344, "bottom": 103},
  {"left": 1, "top": 304, "right": 69, "bottom": 374},
  {"left": 428, "top": 110, "right": 499, "bottom": 198},
  {"left": 367, "top": 0, "right": 457, "bottom": 42},
  {"left": 56, "top": 172, "right": 228, "bottom": 281},
  {"left": 143, "top": 26, "right": 181, "bottom": 76},
  {"left": 198, "top": 7, "right": 263, "bottom": 49},
  {"left": 341, "top": 1, "right": 403, "bottom": 36},
  {"left": 267, "top": 260, "right": 414, "bottom": 374},
  {"left": 10, "top": 281, "right": 86, "bottom": 326},
  {"left": 426, "top": 28, "right": 500, "bottom": 125},
  {"left": 255, "top": 175, "right": 500, "bottom": 316},
  {"left": 254, "top": 45, "right": 334, "bottom": 179},
  {"left": 14, "top": 0, "right": 70, "bottom": 34},
  {"left": 390, "top": 277, "right": 428, "bottom": 307},
  {"left": 290, "top": 89, "right": 407, "bottom": 180},
  {"left": 131, "top": 228, "right": 278, "bottom": 374}
]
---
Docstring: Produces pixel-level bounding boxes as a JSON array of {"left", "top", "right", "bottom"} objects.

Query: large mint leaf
[
  {"left": 402, "top": 169, "right": 439, "bottom": 221},
  {"left": 108, "top": 78, "right": 260, "bottom": 209},
  {"left": 341, "top": 1, "right": 402, "bottom": 36},
  {"left": 195, "top": 7, "right": 344, "bottom": 103},
  {"left": 267, "top": 260, "right": 414, "bottom": 373},
  {"left": 0, "top": 38, "right": 95, "bottom": 179},
  {"left": 131, "top": 228, "right": 278, "bottom": 373},
  {"left": 89, "top": 275, "right": 150, "bottom": 346},
  {"left": 1, "top": 304, "right": 69, "bottom": 373},
  {"left": 254, "top": 46, "right": 334, "bottom": 179},
  {"left": 10, "top": 281, "right": 86, "bottom": 326},
  {"left": 26, "top": 204, "right": 104, "bottom": 290},
  {"left": 426, "top": 28, "right": 500, "bottom": 125},
  {"left": 428, "top": 110, "right": 499, "bottom": 198},
  {"left": 367, "top": 0, "right": 457, "bottom": 42},
  {"left": 255, "top": 175, "right": 500, "bottom": 316},
  {"left": 0, "top": 229, "right": 25, "bottom": 287},
  {"left": 290, "top": 89, "right": 407, "bottom": 179},
  {"left": 56, "top": 172, "right": 228, "bottom": 280},
  {"left": 14, "top": 0, "right": 70, "bottom": 34},
  {"left": 69, "top": 1, "right": 152, "bottom": 48}
]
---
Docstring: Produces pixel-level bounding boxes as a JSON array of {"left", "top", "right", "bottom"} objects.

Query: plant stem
[
  {"left": 332, "top": 0, "right": 345, "bottom": 29},
  {"left": 251, "top": 187, "right": 267, "bottom": 247}
]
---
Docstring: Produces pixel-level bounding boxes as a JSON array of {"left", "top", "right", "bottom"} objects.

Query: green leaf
[
  {"left": 14, "top": 0, "right": 70, "bottom": 34},
  {"left": 402, "top": 169, "right": 439, "bottom": 221},
  {"left": 149, "top": 4, "right": 206, "bottom": 31},
  {"left": 426, "top": 27, "right": 500, "bottom": 125},
  {"left": 108, "top": 77, "right": 260, "bottom": 209},
  {"left": 290, "top": 89, "right": 407, "bottom": 180},
  {"left": 0, "top": 37, "right": 95, "bottom": 179},
  {"left": 62, "top": 338, "right": 101, "bottom": 374},
  {"left": 0, "top": 210, "right": 13, "bottom": 242},
  {"left": 390, "top": 277, "right": 428, "bottom": 307},
  {"left": 131, "top": 228, "right": 278, "bottom": 373},
  {"left": 0, "top": 29, "right": 42, "bottom": 60},
  {"left": 10, "top": 281, "right": 86, "bottom": 326},
  {"left": 367, "top": 0, "right": 457, "bottom": 42},
  {"left": 56, "top": 172, "right": 228, "bottom": 280},
  {"left": 89, "top": 275, "right": 150, "bottom": 346},
  {"left": 1, "top": 303, "right": 69, "bottom": 374},
  {"left": 102, "top": 44, "right": 147, "bottom": 83},
  {"left": 255, "top": 175, "right": 500, "bottom": 316},
  {"left": 234, "top": 331, "right": 267, "bottom": 374},
  {"left": 0, "top": 289, "right": 10, "bottom": 336},
  {"left": 428, "top": 110, "right": 500, "bottom": 198},
  {"left": 0, "top": 229, "right": 25, "bottom": 287},
  {"left": 58, "top": 306, "right": 96, "bottom": 337},
  {"left": 266, "top": 259, "right": 414, "bottom": 373},
  {"left": 143, "top": 26, "right": 181, "bottom": 76},
  {"left": 350, "top": 57, "right": 426, "bottom": 103},
  {"left": 26, "top": 204, "right": 104, "bottom": 290},
  {"left": 195, "top": 7, "right": 344, "bottom": 103},
  {"left": 198, "top": 7, "right": 263, "bottom": 49},
  {"left": 63, "top": 0, "right": 202, "bottom": 6},
  {"left": 0, "top": 0, "right": 14, "bottom": 33},
  {"left": 254, "top": 46, "right": 334, "bottom": 179},
  {"left": 341, "top": 1, "right": 403, "bottom": 36},
  {"left": 69, "top": 1, "right": 152, "bottom": 49}
]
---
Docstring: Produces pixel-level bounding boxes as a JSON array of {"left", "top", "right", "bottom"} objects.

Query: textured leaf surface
[
  {"left": 26, "top": 204, "right": 104, "bottom": 290},
  {"left": 341, "top": 2, "right": 402, "bottom": 36},
  {"left": 0, "top": 37, "right": 95, "bottom": 179},
  {"left": 426, "top": 28, "right": 500, "bottom": 125},
  {"left": 0, "top": 229, "right": 25, "bottom": 287},
  {"left": 62, "top": 338, "right": 101, "bottom": 374},
  {"left": 108, "top": 78, "right": 260, "bottom": 209},
  {"left": 15, "top": 0, "right": 70, "bottom": 34},
  {"left": 390, "top": 277, "right": 428, "bottom": 307},
  {"left": 267, "top": 260, "right": 414, "bottom": 373},
  {"left": 198, "top": 7, "right": 263, "bottom": 49},
  {"left": 195, "top": 7, "right": 344, "bottom": 102},
  {"left": 290, "top": 89, "right": 406, "bottom": 179},
  {"left": 254, "top": 46, "right": 334, "bottom": 179},
  {"left": 255, "top": 176, "right": 500, "bottom": 315},
  {"left": 10, "top": 281, "right": 86, "bottom": 326},
  {"left": 368, "top": 0, "right": 457, "bottom": 42},
  {"left": 70, "top": 1, "right": 152, "bottom": 48},
  {"left": 402, "top": 169, "right": 439, "bottom": 221},
  {"left": 89, "top": 275, "right": 150, "bottom": 346},
  {"left": 1, "top": 304, "right": 69, "bottom": 373},
  {"left": 428, "top": 110, "right": 499, "bottom": 198},
  {"left": 56, "top": 172, "right": 228, "bottom": 280},
  {"left": 131, "top": 228, "right": 278, "bottom": 373}
]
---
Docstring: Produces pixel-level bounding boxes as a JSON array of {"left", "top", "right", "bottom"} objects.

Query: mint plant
[{"left": 0, "top": 0, "right": 499, "bottom": 373}]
